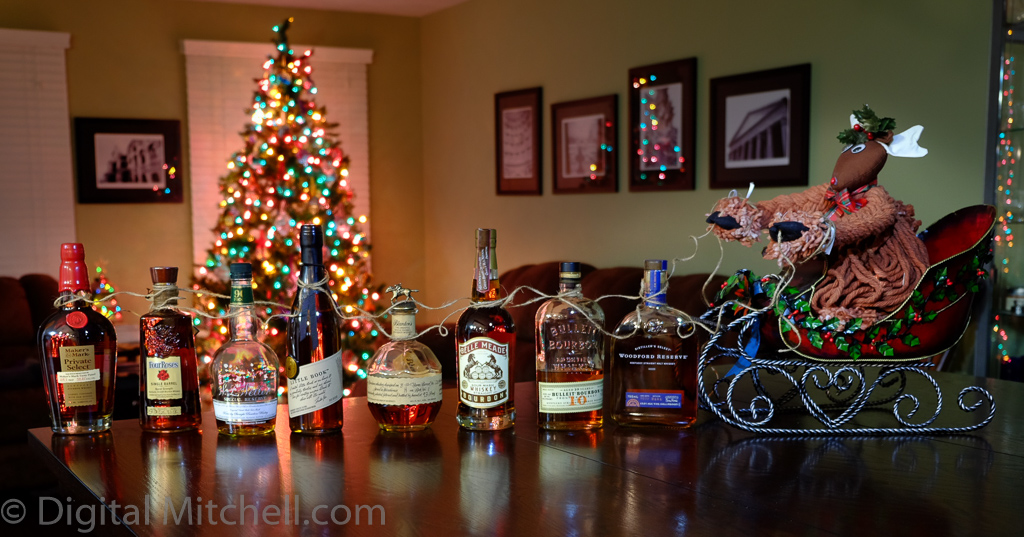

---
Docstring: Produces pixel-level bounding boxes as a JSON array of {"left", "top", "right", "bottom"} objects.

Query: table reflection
[
  {"left": 51, "top": 431, "right": 121, "bottom": 500},
  {"left": 458, "top": 429, "right": 513, "bottom": 536}
]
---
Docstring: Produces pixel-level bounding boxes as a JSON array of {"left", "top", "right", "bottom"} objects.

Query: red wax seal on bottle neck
[
  {"left": 66, "top": 311, "right": 88, "bottom": 329},
  {"left": 59, "top": 243, "right": 90, "bottom": 294}
]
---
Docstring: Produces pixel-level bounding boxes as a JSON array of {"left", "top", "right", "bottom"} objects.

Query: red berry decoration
[
  {"left": 867, "top": 132, "right": 875, "bottom": 140},
  {"left": 853, "top": 124, "right": 863, "bottom": 132}
]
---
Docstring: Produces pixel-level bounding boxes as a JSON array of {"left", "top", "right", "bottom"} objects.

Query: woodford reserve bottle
[
  {"left": 38, "top": 243, "right": 118, "bottom": 434},
  {"left": 609, "top": 260, "right": 701, "bottom": 428},
  {"left": 366, "top": 285, "right": 443, "bottom": 431},
  {"left": 286, "top": 224, "right": 344, "bottom": 435},
  {"left": 455, "top": 229, "right": 516, "bottom": 430},
  {"left": 535, "top": 262, "right": 605, "bottom": 430},
  {"left": 211, "top": 262, "right": 280, "bottom": 436},
  {"left": 139, "top": 267, "right": 202, "bottom": 432}
]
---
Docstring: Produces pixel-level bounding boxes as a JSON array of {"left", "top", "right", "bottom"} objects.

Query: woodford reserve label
[
  {"left": 58, "top": 345, "right": 99, "bottom": 407},
  {"left": 457, "top": 337, "right": 510, "bottom": 408}
]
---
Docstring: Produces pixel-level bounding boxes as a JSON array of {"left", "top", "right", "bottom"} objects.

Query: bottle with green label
[{"left": 210, "top": 262, "right": 280, "bottom": 436}]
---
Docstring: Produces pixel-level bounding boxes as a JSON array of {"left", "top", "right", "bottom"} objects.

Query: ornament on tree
[
  {"left": 91, "top": 264, "right": 123, "bottom": 321},
  {"left": 194, "top": 18, "right": 384, "bottom": 393}
]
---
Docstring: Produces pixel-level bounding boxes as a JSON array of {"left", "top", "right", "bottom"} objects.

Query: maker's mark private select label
[
  {"left": 457, "top": 337, "right": 510, "bottom": 408},
  {"left": 58, "top": 345, "right": 99, "bottom": 407},
  {"left": 287, "top": 349, "right": 344, "bottom": 418}
]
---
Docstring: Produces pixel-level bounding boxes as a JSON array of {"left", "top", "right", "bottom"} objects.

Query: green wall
[
  {"left": 1, "top": 0, "right": 423, "bottom": 315},
  {"left": 419, "top": 0, "right": 992, "bottom": 321}
]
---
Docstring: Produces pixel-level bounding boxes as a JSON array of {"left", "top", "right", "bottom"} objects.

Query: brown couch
[{"left": 417, "top": 261, "right": 727, "bottom": 384}]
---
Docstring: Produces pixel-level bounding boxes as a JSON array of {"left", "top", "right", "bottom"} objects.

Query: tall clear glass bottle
[
  {"left": 211, "top": 262, "right": 280, "bottom": 436},
  {"left": 38, "top": 243, "right": 118, "bottom": 434},
  {"left": 139, "top": 266, "right": 203, "bottom": 432},
  {"left": 286, "top": 224, "right": 344, "bottom": 435},
  {"left": 455, "top": 228, "right": 516, "bottom": 430},
  {"left": 535, "top": 262, "right": 605, "bottom": 430},
  {"left": 367, "top": 285, "right": 443, "bottom": 431},
  {"left": 609, "top": 260, "right": 701, "bottom": 428}
]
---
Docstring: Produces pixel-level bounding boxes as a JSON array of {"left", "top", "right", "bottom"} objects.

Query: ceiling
[{"left": 187, "top": 0, "right": 469, "bottom": 17}]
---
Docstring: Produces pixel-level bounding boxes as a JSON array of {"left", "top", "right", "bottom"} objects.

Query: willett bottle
[
  {"left": 38, "top": 243, "right": 117, "bottom": 434},
  {"left": 139, "top": 266, "right": 203, "bottom": 432},
  {"left": 609, "top": 259, "right": 701, "bottom": 428},
  {"left": 366, "top": 285, "right": 443, "bottom": 431},
  {"left": 535, "top": 262, "right": 605, "bottom": 430},
  {"left": 286, "top": 224, "right": 344, "bottom": 435},
  {"left": 455, "top": 228, "right": 516, "bottom": 430},
  {"left": 211, "top": 262, "right": 280, "bottom": 436}
]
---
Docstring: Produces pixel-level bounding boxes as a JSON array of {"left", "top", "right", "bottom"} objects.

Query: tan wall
[
  {"left": 419, "top": 0, "right": 992, "bottom": 322},
  {"left": 1, "top": 0, "right": 423, "bottom": 318}
]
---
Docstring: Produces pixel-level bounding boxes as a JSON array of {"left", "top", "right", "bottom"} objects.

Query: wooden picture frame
[
  {"left": 628, "top": 58, "right": 696, "bottom": 191},
  {"left": 495, "top": 87, "right": 543, "bottom": 195},
  {"left": 551, "top": 95, "right": 618, "bottom": 194},
  {"left": 74, "top": 117, "right": 183, "bottom": 204},
  {"left": 709, "top": 64, "right": 811, "bottom": 190}
]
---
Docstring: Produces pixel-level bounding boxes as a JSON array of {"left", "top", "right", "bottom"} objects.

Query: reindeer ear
[{"left": 882, "top": 125, "right": 928, "bottom": 158}]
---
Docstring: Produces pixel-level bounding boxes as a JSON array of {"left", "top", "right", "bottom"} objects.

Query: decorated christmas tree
[
  {"left": 91, "top": 264, "right": 123, "bottom": 321},
  {"left": 194, "top": 18, "right": 383, "bottom": 395}
]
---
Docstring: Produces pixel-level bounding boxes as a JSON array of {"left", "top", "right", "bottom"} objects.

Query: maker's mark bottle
[
  {"left": 455, "top": 229, "right": 516, "bottom": 430},
  {"left": 38, "top": 243, "right": 118, "bottom": 434}
]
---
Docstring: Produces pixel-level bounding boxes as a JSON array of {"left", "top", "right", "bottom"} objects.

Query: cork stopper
[
  {"left": 150, "top": 267, "right": 179, "bottom": 284},
  {"left": 475, "top": 228, "right": 496, "bottom": 248}
]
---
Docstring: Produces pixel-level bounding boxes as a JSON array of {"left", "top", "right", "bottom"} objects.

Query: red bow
[{"left": 825, "top": 181, "right": 875, "bottom": 221}]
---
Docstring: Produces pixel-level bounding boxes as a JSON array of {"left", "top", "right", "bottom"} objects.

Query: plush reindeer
[{"left": 706, "top": 106, "right": 930, "bottom": 327}]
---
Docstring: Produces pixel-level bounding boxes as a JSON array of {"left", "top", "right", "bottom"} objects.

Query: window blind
[{"left": 0, "top": 29, "right": 75, "bottom": 278}]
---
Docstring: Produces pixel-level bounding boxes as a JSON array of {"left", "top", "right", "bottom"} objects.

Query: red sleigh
[{"left": 717, "top": 205, "right": 996, "bottom": 362}]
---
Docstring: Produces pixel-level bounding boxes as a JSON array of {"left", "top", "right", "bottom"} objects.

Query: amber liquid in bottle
[
  {"left": 455, "top": 229, "right": 516, "bottom": 430},
  {"left": 287, "top": 224, "right": 344, "bottom": 435},
  {"left": 369, "top": 402, "right": 443, "bottom": 429},
  {"left": 38, "top": 243, "right": 118, "bottom": 434},
  {"left": 139, "top": 267, "right": 203, "bottom": 432}
]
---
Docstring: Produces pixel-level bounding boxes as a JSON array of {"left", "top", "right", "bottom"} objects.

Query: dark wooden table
[{"left": 26, "top": 373, "right": 1024, "bottom": 536}]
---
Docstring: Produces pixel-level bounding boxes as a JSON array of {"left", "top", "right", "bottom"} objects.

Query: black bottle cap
[
  {"left": 644, "top": 259, "right": 668, "bottom": 271},
  {"left": 558, "top": 262, "right": 582, "bottom": 283},
  {"left": 229, "top": 262, "right": 253, "bottom": 280},
  {"left": 300, "top": 224, "right": 324, "bottom": 265}
]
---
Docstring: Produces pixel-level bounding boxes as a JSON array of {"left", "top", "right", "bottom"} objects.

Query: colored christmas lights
[{"left": 193, "top": 19, "right": 382, "bottom": 391}]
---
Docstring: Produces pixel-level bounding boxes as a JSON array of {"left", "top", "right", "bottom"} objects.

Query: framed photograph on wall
[
  {"left": 628, "top": 57, "right": 696, "bottom": 192},
  {"left": 551, "top": 95, "right": 618, "bottom": 194},
  {"left": 495, "top": 87, "right": 543, "bottom": 195},
  {"left": 709, "top": 63, "right": 811, "bottom": 189},
  {"left": 74, "top": 117, "right": 183, "bottom": 203}
]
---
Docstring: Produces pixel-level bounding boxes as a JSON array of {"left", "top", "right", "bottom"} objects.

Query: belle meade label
[{"left": 457, "top": 337, "right": 510, "bottom": 409}]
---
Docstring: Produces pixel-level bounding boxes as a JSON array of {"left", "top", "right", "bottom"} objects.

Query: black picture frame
[
  {"left": 628, "top": 57, "right": 696, "bottom": 191},
  {"left": 709, "top": 64, "right": 811, "bottom": 190},
  {"left": 495, "top": 87, "right": 543, "bottom": 195},
  {"left": 74, "top": 117, "right": 183, "bottom": 204},
  {"left": 551, "top": 94, "right": 618, "bottom": 194}
]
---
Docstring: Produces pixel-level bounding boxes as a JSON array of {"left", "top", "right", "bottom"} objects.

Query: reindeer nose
[{"left": 830, "top": 176, "right": 838, "bottom": 187}]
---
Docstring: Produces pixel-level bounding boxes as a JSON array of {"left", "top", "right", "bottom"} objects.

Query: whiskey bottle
[
  {"left": 535, "top": 262, "right": 605, "bottom": 430},
  {"left": 286, "top": 224, "right": 344, "bottom": 435},
  {"left": 609, "top": 260, "right": 701, "bottom": 428},
  {"left": 38, "top": 243, "right": 118, "bottom": 434},
  {"left": 367, "top": 285, "right": 443, "bottom": 431},
  {"left": 455, "top": 229, "right": 516, "bottom": 430},
  {"left": 139, "top": 267, "right": 203, "bottom": 432},
  {"left": 211, "top": 262, "right": 280, "bottom": 436}
]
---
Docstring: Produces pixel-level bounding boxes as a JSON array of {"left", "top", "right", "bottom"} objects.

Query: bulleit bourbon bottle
[{"left": 455, "top": 229, "right": 516, "bottom": 430}]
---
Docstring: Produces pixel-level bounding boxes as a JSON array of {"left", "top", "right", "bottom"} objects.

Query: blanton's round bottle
[
  {"left": 211, "top": 262, "right": 280, "bottom": 436},
  {"left": 139, "top": 267, "right": 203, "bottom": 432},
  {"left": 286, "top": 224, "right": 345, "bottom": 435},
  {"left": 535, "top": 262, "right": 605, "bottom": 430},
  {"left": 609, "top": 259, "right": 701, "bottom": 428},
  {"left": 455, "top": 229, "right": 516, "bottom": 430},
  {"left": 366, "top": 285, "right": 443, "bottom": 431},
  {"left": 38, "top": 243, "right": 118, "bottom": 434}
]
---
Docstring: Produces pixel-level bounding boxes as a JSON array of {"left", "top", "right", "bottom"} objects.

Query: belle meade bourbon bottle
[
  {"left": 455, "top": 229, "right": 516, "bottom": 430},
  {"left": 286, "top": 224, "right": 344, "bottom": 435},
  {"left": 38, "top": 243, "right": 117, "bottom": 434},
  {"left": 535, "top": 262, "right": 605, "bottom": 430},
  {"left": 139, "top": 267, "right": 202, "bottom": 432}
]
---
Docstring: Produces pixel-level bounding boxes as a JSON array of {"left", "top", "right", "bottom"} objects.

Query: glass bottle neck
[
  {"left": 297, "top": 262, "right": 326, "bottom": 285},
  {"left": 151, "top": 283, "right": 179, "bottom": 311},
  {"left": 229, "top": 277, "right": 257, "bottom": 340},
  {"left": 558, "top": 281, "right": 582, "bottom": 295},
  {"left": 391, "top": 310, "right": 417, "bottom": 339},
  {"left": 59, "top": 289, "right": 89, "bottom": 311},
  {"left": 472, "top": 245, "right": 502, "bottom": 301},
  {"left": 643, "top": 269, "right": 667, "bottom": 307}
]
